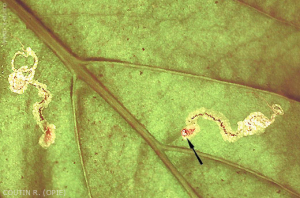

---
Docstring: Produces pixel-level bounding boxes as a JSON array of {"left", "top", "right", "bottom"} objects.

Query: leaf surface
[{"left": 1, "top": 0, "right": 300, "bottom": 197}]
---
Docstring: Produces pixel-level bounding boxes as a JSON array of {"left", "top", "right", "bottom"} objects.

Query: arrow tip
[{"left": 186, "top": 138, "right": 194, "bottom": 149}]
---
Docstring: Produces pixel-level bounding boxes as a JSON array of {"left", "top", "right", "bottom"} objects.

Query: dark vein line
[
  {"left": 71, "top": 75, "right": 92, "bottom": 198},
  {"left": 235, "top": 0, "right": 299, "bottom": 30},
  {"left": 89, "top": 60, "right": 296, "bottom": 103},
  {"left": 6, "top": 0, "right": 300, "bottom": 102},
  {"left": 162, "top": 144, "right": 300, "bottom": 198},
  {"left": 5, "top": 1, "right": 201, "bottom": 197}
]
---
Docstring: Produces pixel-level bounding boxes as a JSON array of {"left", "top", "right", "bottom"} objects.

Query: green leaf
[{"left": 1, "top": 0, "right": 299, "bottom": 197}]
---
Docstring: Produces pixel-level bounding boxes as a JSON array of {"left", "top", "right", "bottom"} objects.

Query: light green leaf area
[{"left": 0, "top": 0, "right": 299, "bottom": 198}]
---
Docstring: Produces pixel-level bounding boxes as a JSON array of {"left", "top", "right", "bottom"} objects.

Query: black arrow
[{"left": 187, "top": 138, "right": 203, "bottom": 165}]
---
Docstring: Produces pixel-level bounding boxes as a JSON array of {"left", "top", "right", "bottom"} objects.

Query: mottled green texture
[{"left": 0, "top": 0, "right": 300, "bottom": 198}]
